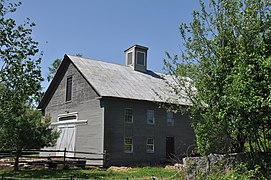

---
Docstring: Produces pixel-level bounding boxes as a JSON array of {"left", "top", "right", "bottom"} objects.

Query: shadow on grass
[
  {"left": 1, "top": 168, "right": 108, "bottom": 179},
  {"left": 0, "top": 167, "right": 180, "bottom": 179}
]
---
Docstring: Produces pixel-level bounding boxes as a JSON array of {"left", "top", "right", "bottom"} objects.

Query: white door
[{"left": 56, "top": 124, "right": 76, "bottom": 157}]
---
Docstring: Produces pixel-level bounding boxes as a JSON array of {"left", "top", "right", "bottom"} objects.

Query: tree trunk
[{"left": 14, "top": 149, "right": 21, "bottom": 171}]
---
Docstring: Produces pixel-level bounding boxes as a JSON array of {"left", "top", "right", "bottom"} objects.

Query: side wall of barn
[{"left": 103, "top": 98, "right": 195, "bottom": 166}]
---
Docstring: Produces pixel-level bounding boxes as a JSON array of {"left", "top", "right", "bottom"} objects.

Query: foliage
[
  {"left": 206, "top": 163, "right": 267, "bottom": 180},
  {"left": 47, "top": 58, "right": 61, "bottom": 82},
  {"left": 164, "top": 0, "right": 271, "bottom": 155},
  {"left": 245, "top": 138, "right": 271, "bottom": 152},
  {"left": 0, "top": 0, "right": 58, "bottom": 170},
  {"left": 0, "top": 109, "right": 58, "bottom": 150},
  {"left": 47, "top": 54, "right": 82, "bottom": 82},
  {"left": 0, "top": 166, "right": 180, "bottom": 179}
]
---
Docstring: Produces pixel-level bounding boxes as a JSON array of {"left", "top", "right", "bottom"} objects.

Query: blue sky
[{"left": 11, "top": 0, "right": 201, "bottom": 88}]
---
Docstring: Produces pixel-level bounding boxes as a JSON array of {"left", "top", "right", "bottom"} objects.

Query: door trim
[{"left": 51, "top": 119, "right": 87, "bottom": 126}]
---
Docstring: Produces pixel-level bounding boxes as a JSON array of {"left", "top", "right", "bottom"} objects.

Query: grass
[{"left": 0, "top": 166, "right": 181, "bottom": 179}]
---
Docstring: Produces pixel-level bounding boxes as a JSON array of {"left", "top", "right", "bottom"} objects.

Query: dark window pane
[
  {"left": 127, "top": 52, "right": 133, "bottom": 65},
  {"left": 146, "top": 138, "right": 154, "bottom": 153},
  {"left": 125, "top": 108, "right": 133, "bottom": 123},
  {"left": 59, "top": 115, "right": 76, "bottom": 121},
  {"left": 147, "top": 110, "right": 155, "bottom": 124},
  {"left": 66, "top": 77, "right": 72, "bottom": 101},
  {"left": 167, "top": 112, "right": 174, "bottom": 126},
  {"left": 137, "top": 52, "right": 145, "bottom": 65},
  {"left": 124, "top": 137, "right": 133, "bottom": 153}
]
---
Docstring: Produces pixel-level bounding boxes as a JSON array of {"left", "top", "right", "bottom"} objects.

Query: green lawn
[{"left": 0, "top": 166, "right": 182, "bottom": 179}]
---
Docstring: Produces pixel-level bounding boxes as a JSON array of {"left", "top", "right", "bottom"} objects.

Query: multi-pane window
[
  {"left": 66, "top": 76, "right": 72, "bottom": 101},
  {"left": 146, "top": 138, "right": 154, "bottom": 153},
  {"left": 124, "top": 137, "right": 133, "bottom": 153},
  {"left": 167, "top": 112, "right": 174, "bottom": 126},
  {"left": 124, "top": 108, "right": 133, "bottom": 123},
  {"left": 147, "top": 110, "right": 155, "bottom": 124},
  {"left": 136, "top": 51, "right": 145, "bottom": 65}
]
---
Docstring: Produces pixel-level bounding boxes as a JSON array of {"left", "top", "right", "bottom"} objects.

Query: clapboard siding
[
  {"left": 44, "top": 62, "right": 104, "bottom": 165},
  {"left": 103, "top": 98, "right": 195, "bottom": 166},
  {"left": 39, "top": 55, "right": 196, "bottom": 166}
]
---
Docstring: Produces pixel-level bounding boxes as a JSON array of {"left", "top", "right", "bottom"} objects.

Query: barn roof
[
  {"left": 38, "top": 54, "right": 189, "bottom": 109},
  {"left": 68, "top": 55, "right": 189, "bottom": 104}
]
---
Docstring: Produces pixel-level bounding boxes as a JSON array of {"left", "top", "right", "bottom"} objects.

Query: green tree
[
  {"left": 0, "top": 0, "right": 58, "bottom": 170},
  {"left": 0, "top": 108, "right": 58, "bottom": 170},
  {"left": 164, "top": 0, "right": 271, "bottom": 155},
  {"left": 47, "top": 54, "right": 82, "bottom": 82},
  {"left": 47, "top": 58, "right": 61, "bottom": 82}
]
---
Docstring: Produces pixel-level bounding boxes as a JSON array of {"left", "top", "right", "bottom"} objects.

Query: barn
[{"left": 38, "top": 45, "right": 195, "bottom": 166}]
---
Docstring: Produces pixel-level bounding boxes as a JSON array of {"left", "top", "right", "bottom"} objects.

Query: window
[
  {"left": 167, "top": 112, "right": 174, "bottom": 126},
  {"left": 59, "top": 115, "right": 77, "bottom": 121},
  {"left": 146, "top": 138, "right": 154, "bottom": 153},
  {"left": 124, "top": 137, "right": 133, "bottom": 153},
  {"left": 124, "top": 108, "right": 133, "bottom": 123},
  {"left": 136, "top": 51, "right": 145, "bottom": 65},
  {"left": 147, "top": 110, "right": 155, "bottom": 124},
  {"left": 66, "top": 76, "right": 72, "bottom": 101},
  {"left": 127, "top": 52, "right": 133, "bottom": 65}
]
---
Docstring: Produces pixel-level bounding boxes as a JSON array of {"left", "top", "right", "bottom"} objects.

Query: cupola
[{"left": 124, "top": 44, "right": 148, "bottom": 73}]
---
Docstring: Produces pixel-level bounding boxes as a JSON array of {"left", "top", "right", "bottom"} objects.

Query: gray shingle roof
[{"left": 68, "top": 55, "right": 188, "bottom": 105}]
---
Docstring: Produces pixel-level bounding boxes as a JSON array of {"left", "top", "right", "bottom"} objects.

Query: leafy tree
[
  {"left": 0, "top": 108, "right": 58, "bottom": 170},
  {"left": 47, "top": 58, "right": 61, "bottom": 82},
  {"left": 0, "top": 0, "right": 58, "bottom": 170},
  {"left": 47, "top": 54, "right": 82, "bottom": 82},
  {"left": 164, "top": 0, "right": 271, "bottom": 155}
]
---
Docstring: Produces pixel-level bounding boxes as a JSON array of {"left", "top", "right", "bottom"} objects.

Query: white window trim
[
  {"left": 50, "top": 112, "right": 87, "bottom": 126},
  {"left": 124, "top": 137, "right": 133, "bottom": 153},
  {"left": 124, "top": 108, "right": 133, "bottom": 123},
  {"left": 136, "top": 51, "right": 146, "bottom": 66},
  {"left": 167, "top": 112, "right": 174, "bottom": 126},
  {"left": 126, "top": 51, "right": 134, "bottom": 66},
  {"left": 147, "top": 110, "right": 155, "bottom": 124},
  {"left": 146, "top": 138, "right": 154, "bottom": 153},
  {"left": 58, "top": 112, "right": 78, "bottom": 120}
]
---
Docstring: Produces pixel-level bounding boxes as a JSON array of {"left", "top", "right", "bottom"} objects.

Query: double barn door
[{"left": 56, "top": 124, "right": 76, "bottom": 157}]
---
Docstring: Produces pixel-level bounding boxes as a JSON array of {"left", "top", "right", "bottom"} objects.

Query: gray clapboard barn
[{"left": 38, "top": 45, "right": 195, "bottom": 166}]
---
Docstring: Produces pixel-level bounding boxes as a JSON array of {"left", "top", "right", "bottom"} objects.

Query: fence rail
[{"left": 0, "top": 148, "right": 107, "bottom": 169}]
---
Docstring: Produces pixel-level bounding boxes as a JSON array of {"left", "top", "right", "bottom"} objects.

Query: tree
[
  {"left": 47, "top": 58, "right": 61, "bottom": 82},
  {"left": 0, "top": 0, "right": 58, "bottom": 170},
  {"left": 164, "top": 0, "right": 271, "bottom": 155},
  {"left": 47, "top": 54, "right": 82, "bottom": 82},
  {"left": 0, "top": 108, "right": 58, "bottom": 170}
]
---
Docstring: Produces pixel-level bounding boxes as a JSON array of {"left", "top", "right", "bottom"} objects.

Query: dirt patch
[
  {"left": 164, "top": 163, "right": 184, "bottom": 170},
  {"left": 108, "top": 166, "right": 132, "bottom": 171}
]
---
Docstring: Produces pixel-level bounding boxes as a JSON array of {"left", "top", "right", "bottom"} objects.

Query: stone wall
[
  {"left": 183, "top": 154, "right": 227, "bottom": 179},
  {"left": 183, "top": 152, "right": 271, "bottom": 179}
]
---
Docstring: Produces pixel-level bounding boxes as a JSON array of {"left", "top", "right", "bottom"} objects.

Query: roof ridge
[{"left": 66, "top": 54, "right": 128, "bottom": 68}]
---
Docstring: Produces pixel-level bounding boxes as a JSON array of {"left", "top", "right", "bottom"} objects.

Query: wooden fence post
[{"left": 63, "top": 148, "right": 66, "bottom": 169}]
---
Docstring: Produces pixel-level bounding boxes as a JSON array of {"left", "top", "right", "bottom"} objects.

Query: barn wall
[
  {"left": 103, "top": 98, "right": 195, "bottom": 166},
  {"left": 43, "top": 61, "right": 104, "bottom": 165}
]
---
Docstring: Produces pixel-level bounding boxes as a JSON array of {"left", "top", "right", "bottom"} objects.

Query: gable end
[{"left": 38, "top": 54, "right": 101, "bottom": 110}]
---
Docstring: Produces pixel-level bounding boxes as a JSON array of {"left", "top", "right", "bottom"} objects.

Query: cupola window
[{"left": 136, "top": 51, "right": 145, "bottom": 65}]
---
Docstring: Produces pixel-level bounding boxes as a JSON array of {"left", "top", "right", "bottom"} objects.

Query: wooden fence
[{"left": 0, "top": 148, "right": 107, "bottom": 168}]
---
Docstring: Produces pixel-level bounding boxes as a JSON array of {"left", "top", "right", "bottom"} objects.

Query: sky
[{"left": 10, "top": 0, "right": 201, "bottom": 89}]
